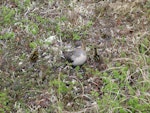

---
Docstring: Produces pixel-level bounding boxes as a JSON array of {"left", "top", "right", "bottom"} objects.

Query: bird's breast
[{"left": 72, "top": 53, "right": 87, "bottom": 66}]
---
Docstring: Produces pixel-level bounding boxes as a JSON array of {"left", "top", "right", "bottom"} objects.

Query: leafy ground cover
[{"left": 0, "top": 0, "right": 150, "bottom": 113}]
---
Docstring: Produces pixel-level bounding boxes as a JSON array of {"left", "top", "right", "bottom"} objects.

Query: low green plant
[
  {"left": 0, "top": 92, "right": 11, "bottom": 113},
  {"left": 0, "top": 32, "right": 15, "bottom": 40},
  {"left": 24, "top": 0, "right": 31, "bottom": 7},
  {"left": 49, "top": 75, "right": 72, "bottom": 94},
  {"left": 28, "top": 23, "right": 39, "bottom": 35},
  {"left": 0, "top": 6, "right": 16, "bottom": 25},
  {"left": 29, "top": 41, "right": 37, "bottom": 48},
  {"left": 73, "top": 33, "right": 81, "bottom": 40},
  {"left": 139, "top": 37, "right": 150, "bottom": 54}
]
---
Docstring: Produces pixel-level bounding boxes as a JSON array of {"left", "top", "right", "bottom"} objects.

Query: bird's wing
[{"left": 63, "top": 51, "right": 74, "bottom": 62}]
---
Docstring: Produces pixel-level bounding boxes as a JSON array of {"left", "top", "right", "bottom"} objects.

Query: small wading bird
[
  {"left": 29, "top": 47, "right": 39, "bottom": 63},
  {"left": 63, "top": 41, "right": 87, "bottom": 67},
  {"left": 93, "top": 46, "right": 107, "bottom": 71}
]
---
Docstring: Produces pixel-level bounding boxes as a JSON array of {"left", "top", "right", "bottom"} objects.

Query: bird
[
  {"left": 29, "top": 47, "right": 39, "bottom": 63},
  {"left": 93, "top": 47, "right": 107, "bottom": 71},
  {"left": 93, "top": 47, "right": 103, "bottom": 64},
  {"left": 63, "top": 41, "right": 87, "bottom": 66}
]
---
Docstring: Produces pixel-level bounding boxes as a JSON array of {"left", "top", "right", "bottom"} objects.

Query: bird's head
[{"left": 74, "top": 40, "right": 85, "bottom": 49}]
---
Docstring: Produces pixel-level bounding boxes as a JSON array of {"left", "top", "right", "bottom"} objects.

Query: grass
[{"left": 0, "top": 0, "right": 150, "bottom": 113}]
